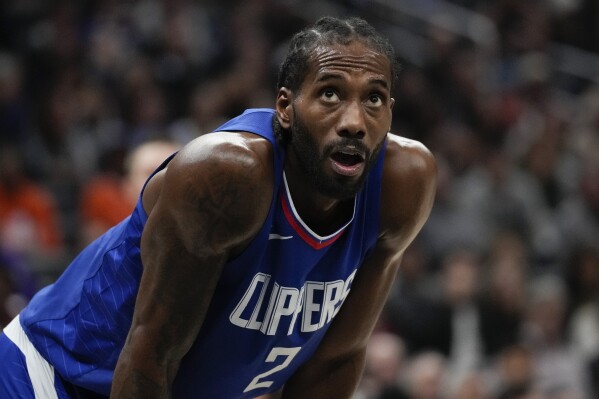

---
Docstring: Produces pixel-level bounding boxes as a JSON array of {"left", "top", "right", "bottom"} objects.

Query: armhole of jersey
[{"left": 134, "top": 151, "right": 179, "bottom": 223}]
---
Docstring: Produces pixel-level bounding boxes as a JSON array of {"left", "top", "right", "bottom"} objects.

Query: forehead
[{"left": 304, "top": 41, "right": 392, "bottom": 86}]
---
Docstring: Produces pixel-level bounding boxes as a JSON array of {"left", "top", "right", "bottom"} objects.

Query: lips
[{"left": 330, "top": 147, "right": 366, "bottom": 177}]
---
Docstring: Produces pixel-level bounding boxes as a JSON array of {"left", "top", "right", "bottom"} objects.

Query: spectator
[
  {"left": 0, "top": 146, "right": 63, "bottom": 258},
  {"left": 357, "top": 332, "right": 409, "bottom": 399},
  {"left": 449, "top": 372, "right": 490, "bottom": 399},
  {"left": 79, "top": 139, "right": 181, "bottom": 246},
  {"left": 402, "top": 351, "right": 447, "bottom": 399},
  {"left": 489, "top": 345, "right": 537, "bottom": 399},
  {"left": 479, "top": 232, "right": 529, "bottom": 357},
  {"left": 522, "top": 274, "right": 590, "bottom": 398},
  {"left": 567, "top": 246, "right": 599, "bottom": 364}
]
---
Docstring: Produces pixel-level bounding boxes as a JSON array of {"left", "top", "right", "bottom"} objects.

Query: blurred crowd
[{"left": 0, "top": 1, "right": 598, "bottom": 398}]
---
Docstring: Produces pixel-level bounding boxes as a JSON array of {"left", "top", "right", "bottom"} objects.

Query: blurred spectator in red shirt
[
  {"left": 79, "top": 139, "right": 180, "bottom": 246},
  {"left": 0, "top": 146, "right": 63, "bottom": 256}
]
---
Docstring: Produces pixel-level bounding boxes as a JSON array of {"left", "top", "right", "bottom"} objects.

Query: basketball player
[{"left": 0, "top": 17, "right": 436, "bottom": 398}]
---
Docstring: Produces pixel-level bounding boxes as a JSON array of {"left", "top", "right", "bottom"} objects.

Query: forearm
[
  {"left": 109, "top": 250, "right": 210, "bottom": 399},
  {"left": 111, "top": 365, "right": 169, "bottom": 399},
  {"left": 111, "top": 335, "right": 178, "bottom": 399},
  {"left": 281, "top": 350, "right": 366, "bottom": 399}
]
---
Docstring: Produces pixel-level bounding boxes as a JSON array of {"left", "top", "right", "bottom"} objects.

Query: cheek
[
  {"left": 368, "top": 111, "right": 392, "bottom": 131},
  {"left": 295, "top": 118, "right": 328, "bottom": 149},
  {"left": 301, "top": 102, "right": 338, "bottom": 131}
]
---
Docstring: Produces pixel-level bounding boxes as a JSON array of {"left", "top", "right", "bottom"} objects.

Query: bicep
[
  {"left": 128, "top": 138, "right": 273, "bottom": 366},
  {"left": 132, "top": 208, "right": 228, "bottom": 366}
]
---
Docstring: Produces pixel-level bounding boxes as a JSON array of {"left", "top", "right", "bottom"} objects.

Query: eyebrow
[
  {"left": 315, "top": 73, "right": 390, "bottom": 90},
  {"left": 315, "top": 72, "right": 344, "bottom": 83},
  {"left": 368, "top": 77, "right": 390, "bottom": 90}
]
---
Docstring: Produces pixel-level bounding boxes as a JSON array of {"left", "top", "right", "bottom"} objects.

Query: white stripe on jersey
[{"left": 3, "top": 315, "right": 59, "bottom": 399}]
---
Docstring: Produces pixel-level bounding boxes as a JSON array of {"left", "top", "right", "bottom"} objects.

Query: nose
[{"left": 337, "top": 100, "right": 366, "bottom": 139}]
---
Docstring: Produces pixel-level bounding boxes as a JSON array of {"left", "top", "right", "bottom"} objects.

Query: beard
[{"left": 288, "top": 107, "right": 385, "bottom": 200}]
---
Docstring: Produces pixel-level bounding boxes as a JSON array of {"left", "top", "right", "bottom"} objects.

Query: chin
[{"left": 314, "top": 174, "right": 366, "bottom": 200}]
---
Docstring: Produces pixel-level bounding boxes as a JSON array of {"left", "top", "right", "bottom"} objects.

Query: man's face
[{"left": 284, "top": 41, "right": 394, "bottom": 200}]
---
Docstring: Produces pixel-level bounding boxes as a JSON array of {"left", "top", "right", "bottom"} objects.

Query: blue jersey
[{"left": 19, "top": 108, "right": 385, "bottom": 398}]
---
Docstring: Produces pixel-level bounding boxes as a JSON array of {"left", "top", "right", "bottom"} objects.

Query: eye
[
  {"left": 366, "top": 93, "right": 384, "bottom": 107},
  {"left": 320, "top": 88, "right": 340, "bottom": 103}
]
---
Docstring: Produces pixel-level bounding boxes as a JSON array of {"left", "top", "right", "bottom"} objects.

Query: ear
[{"left": 275, "top": 88, "right": 293, "bottom": 129}]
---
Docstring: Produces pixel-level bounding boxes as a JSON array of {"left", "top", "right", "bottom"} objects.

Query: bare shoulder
[
  {"left": 145, "top": 132, "right": 273, "bottom": 209},
  {"left": 379, "top": 134, "right": 437, "bottom": 248},
  {"left": 144, "top": 132, "right": 274, "bottom": 256},
  {"left": 168, "top": 132, "right": 273, "bottom": 184},
  {"left": 383, "top": 134, "right": 436, "bottom": 177}
]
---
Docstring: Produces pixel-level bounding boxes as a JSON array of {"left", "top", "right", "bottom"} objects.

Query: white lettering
[
  {"left": 260, "top": 283, "right": 280, "bottom": 334},
  {"left": 230, "top": 270, "right": 357, "bottom": 335},
  {"left": 266, "top": 287, "right": 299, "bottom": 335},
  {"left": 319, "top": 280, "right": 344, "bottom": 327},
  {"left": 333, "top": 269, "right": 356, "bottom": 318},
  {"left": 248, "top": 274, "right": 272, "bottom": 330},
  {"left": 229, "top": 273, "right": 270, "bottom": 328},
  {"left": 302, "top": 282, "right": 324, "bottom": 333},
  {"left": 287, "top": 286, "right": 304, "bottom": 336}
]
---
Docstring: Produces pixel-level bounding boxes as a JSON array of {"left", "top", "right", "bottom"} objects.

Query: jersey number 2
[{"left": 243, "top": 346, "right": 301, "bottom": 393}]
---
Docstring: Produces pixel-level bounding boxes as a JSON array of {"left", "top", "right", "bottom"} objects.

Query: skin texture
[{"left": 110, "top": 39, "right": 437, "bottom": 398}]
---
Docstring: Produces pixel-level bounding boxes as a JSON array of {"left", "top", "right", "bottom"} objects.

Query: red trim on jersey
[{"left": 280, "top": 193, "right": 345, "bottom": 250}]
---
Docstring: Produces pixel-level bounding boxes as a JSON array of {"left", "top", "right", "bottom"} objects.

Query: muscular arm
[
  {"left": 110, "top": 134, "right": 273, "bottom": 398},
  {"left": 282, "top": 135, "right": 437, "bottom": 398}
]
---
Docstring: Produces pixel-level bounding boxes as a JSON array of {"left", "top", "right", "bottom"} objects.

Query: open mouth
[
  {"left": 330, "top": 149, "right": 366, "bottom": 176},
  {"left": 331, "top": 150, "right": 365, "bottom": 166}
]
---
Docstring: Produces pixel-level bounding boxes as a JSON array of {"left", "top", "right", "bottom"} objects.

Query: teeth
[{"left": 339, "top": 148, "right": 361, "bottom": 156}]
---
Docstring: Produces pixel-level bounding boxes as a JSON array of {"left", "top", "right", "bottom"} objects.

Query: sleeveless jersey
[{"left": 19, "top": 108, "right": 386, "bottom": 398}]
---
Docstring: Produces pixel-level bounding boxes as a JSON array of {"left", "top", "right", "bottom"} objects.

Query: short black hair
[{"left": 277, "top": 16, "right": 400, "bottom": 93}]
